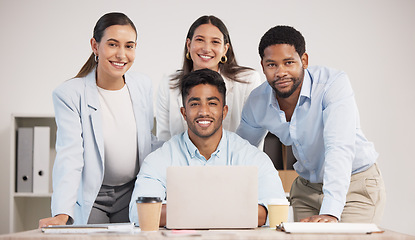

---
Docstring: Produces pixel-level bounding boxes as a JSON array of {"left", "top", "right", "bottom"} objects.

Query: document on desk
[
  {"left": 41, "top": 222, "right": 137, "bottom": 234},
  {"left": 278, "top": 222, "right": 383, "bottom": 234}
]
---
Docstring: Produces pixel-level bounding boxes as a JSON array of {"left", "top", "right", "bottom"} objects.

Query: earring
[
  {"left": 95, "top": 54, "right": 99, "bottom": 63},
  {"left": 220, "top": 55, "right": 227, "bottom": 63},
  {"left": 186, "top": 52, "right": 191, "bottom": 60}
]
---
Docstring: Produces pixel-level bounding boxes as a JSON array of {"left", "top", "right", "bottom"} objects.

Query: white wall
[{"left": 1, "top": 0, "right": 414, "bottom": 236}]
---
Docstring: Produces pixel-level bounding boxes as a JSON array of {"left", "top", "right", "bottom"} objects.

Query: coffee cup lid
[
  {"left": 136, "top": 197, "right": 162, "bottom": 203},
  {"left": 268, "top": 198, "right": 290, "bottom": 205}
]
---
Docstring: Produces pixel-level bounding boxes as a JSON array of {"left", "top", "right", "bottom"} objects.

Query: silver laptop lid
[{"left": 166, "top": 166, "right": 258, "bottom": 229}]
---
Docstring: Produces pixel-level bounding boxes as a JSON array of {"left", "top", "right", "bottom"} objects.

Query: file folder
[
  {"left": 32, "top": 126, "right": 50, "bottom": 194},
  {"left": 16, "top": 127, "right": 34, "bottom": 193}
]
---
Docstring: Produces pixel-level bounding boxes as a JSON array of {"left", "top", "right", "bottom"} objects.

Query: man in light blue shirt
[
  {"left": 129, "top": 68, "right": 286, "bottom": 227},
  {"left": 236, "top": 26, "right": 385, "bottom": 224}
]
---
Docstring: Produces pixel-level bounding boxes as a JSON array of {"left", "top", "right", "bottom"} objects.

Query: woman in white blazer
[
  {"left": 156, "top": 15, "right": 262, "bottom": 141},
  {"left": 39, "top": 12, "right": 159, "bottom": 227}
]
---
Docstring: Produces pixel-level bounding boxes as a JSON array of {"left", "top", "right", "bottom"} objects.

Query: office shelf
[{"left": 9, "top": 114, "right": 56, "bottom": 233}]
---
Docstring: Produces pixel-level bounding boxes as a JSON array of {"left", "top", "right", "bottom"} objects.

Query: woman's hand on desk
[{"left": 38, "top": 214, "right": 69, "bottom": 228}]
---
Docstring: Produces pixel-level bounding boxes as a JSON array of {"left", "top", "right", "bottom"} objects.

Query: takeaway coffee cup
[
  {"left": 268, "top": 198, "right": 290, "bottom": 229},
  {"left": 136, "top": 197, "right": 162, "bottom": 231}
]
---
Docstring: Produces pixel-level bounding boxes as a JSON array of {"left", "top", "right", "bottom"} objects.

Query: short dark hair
[
  {"left": 258, "top": 25, "right": 306, "bottom": 59},
  {"left": 180, "top": 68, "right": 227, "bottom": 107}
]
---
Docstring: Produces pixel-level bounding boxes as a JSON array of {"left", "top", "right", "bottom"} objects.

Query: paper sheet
[
  {"left": 278, "top": 222, "right": 383, "bottom": 234},
  {"left": 41, "top": 222, "right": 137, "bottom": 234}
]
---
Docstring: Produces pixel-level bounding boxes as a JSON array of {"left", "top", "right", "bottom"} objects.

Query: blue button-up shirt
[
  {"left": 129, "top": 130, "right": 286, "bottom": 224},
  {"left": 236, "top": 66, "right": 378, "bottom": 219}
]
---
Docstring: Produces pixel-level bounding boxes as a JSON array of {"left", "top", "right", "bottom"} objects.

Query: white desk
[{"left": 1, "top": 228, "right": 414, "bottom": 240}]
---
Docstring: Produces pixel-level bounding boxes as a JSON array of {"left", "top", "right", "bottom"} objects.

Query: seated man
[{"left": 129, "top": 68, "right": 286, "bottom": 227}]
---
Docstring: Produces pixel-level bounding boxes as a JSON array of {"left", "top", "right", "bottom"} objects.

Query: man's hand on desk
[
  {"left": 258, "top": 205, "right": 267, "bottom": 226},
  {"left": 38, "top": 214, "right": 69, "bottom": 228},
  {"left": 300, "top": 214, "right": 338, "bottom": 223},
  {"left": 160, "top": 204, "right": 166, "bottom": 227}
]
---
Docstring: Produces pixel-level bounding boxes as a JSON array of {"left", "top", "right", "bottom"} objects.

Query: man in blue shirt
[
  {"left": 236, "top": 26, "right": 385, "bottom": 223},
  {"left": 129, "top": 68, "right": 286, "bottom": 227}
]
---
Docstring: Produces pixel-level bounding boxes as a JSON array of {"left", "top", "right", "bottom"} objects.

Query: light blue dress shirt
[
  {"left": 129, "top": 130, "right": 286, "bottom": 224},
  {"left": 236, "top": 66, "right": 378, "bottom": 219}
]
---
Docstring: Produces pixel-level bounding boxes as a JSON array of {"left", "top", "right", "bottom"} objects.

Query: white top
[
  {"left": 97, "top": 84, "right": 138, "bottom": 186},
  {"left": 156, "top": 70, "right": 262, "bottom": 141}
]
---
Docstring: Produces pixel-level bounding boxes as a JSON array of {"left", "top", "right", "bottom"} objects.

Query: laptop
[{"left": 166, "top": 166, "right": 258, "bottom": 229}]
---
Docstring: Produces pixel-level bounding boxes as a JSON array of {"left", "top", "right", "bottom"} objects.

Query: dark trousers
[{"left": 87, "top": 179, "right": 135, "bottom": 224}]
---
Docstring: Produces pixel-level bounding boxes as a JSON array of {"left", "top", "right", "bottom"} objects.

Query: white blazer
[
  {"left": 51, "top": 69, "right": 160, "bottom": 224},
  {"left": 156, "top": 70, "right": 262, "bottom": 141}
]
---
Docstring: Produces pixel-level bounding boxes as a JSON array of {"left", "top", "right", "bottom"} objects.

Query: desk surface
[{"left": 1, "top": 228, "right": 414, "bottom": 240}]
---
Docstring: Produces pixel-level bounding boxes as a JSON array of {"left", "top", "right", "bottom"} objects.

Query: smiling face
[
  {"left": 180, "top": 84, "right": 228, "bottom": 142},
  {"left": 261, "top": 44, "right": 308, "bottom": 99},
  {"left": 91, "top": 24, "right": 137, "bottom": 88},
  {"left": 186, "top": 24, "right": 229, "bottom": 71}
]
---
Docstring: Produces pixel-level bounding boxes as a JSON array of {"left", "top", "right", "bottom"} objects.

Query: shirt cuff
[{"left": 319, "top": 195, "right": 345, "bottom": 220}]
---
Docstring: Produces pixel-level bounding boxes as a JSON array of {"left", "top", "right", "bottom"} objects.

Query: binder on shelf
[
  {"left": 16, "top": 127, "right": 34, "bottom": 193},
  {"left": 32, "top": 126, "right": 50, "bottom": 194}
]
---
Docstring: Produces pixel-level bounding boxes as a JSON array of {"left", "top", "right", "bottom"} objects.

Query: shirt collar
[
  {"left": 299, "top": 69, "right": 312, "bottom": 100},
  {"left": 183, "top": 129, "right": 226, "bottom": 159},
  {"left": 267, "top": 83, "right": 278, "bottom": 108}
]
